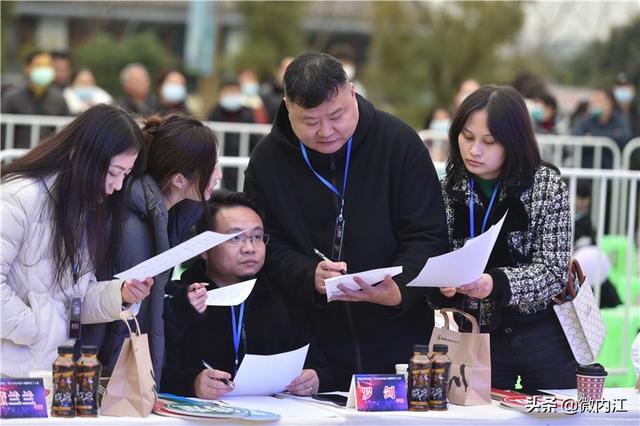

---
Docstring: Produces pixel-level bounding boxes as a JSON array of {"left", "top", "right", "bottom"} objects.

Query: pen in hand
[
  {"left": 313, "top": 248, "right": 347, "bottom": 275},
  {"left": 201, "top": 360, "right": 234, "bottom": 389}
]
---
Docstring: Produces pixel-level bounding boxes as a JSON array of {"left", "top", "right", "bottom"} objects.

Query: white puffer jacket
[{"left": 1, "top": 176, "right": 125, "bottom": 377}]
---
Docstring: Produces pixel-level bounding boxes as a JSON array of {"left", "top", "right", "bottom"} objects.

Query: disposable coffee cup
[
  {"left": 28, "top": 370, "right": 53, "bottom": 409},
  {"left": 576, "top": 363, "right": 607, "bottom": 401},
  {"left": 395, "top": 363, "right": 409, "bottom": 384}
]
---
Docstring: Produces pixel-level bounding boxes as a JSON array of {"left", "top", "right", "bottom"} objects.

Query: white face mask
[
  {"left": 343, "top": 64, "right": 356, "bottom": 81},
  {"left": 429, "top": 119, "right": 451, "bottom": 132},
  {"left": 219, "top": 94, "right": 243, "bottom": 111},
  {"left": 161, "top": 83, "right": 186, "bottom": 103}
]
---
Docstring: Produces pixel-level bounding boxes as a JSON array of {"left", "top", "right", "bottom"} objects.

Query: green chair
[
  {"left": 597, "top": 305, "right": 640, "bottom": 387},
  {"left": 599, "top": 235, "right": 640, "bottom": 305}
]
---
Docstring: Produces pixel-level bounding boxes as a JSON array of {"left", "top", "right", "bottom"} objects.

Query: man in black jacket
[
  {"left": 162, "top": 191, "right": 331, "bottom": 398},
  {"left": 244, "top": 52, "right": 449, "bottom": 390}
]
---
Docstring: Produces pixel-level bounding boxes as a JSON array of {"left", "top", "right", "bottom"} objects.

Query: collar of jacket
[
  {"left": 270, "top": 93, "right": 376, "bottom": 164},
  {"left": 128, "top": 175, "right": 171, "bottom": 254},
  {"left": 445, "top": 171, "right": 531, "bottom": 239}
]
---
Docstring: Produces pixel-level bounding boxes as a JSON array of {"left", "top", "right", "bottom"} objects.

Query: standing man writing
[{"left": 244, "top": 52, "right": 448, "bottom": 390}]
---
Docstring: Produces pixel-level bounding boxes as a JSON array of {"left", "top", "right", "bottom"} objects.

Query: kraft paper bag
[
  {"left": 100, "top": 310, "right": 157, "bottom": 417},
  {"left": 429, "top": 308, "right": 491, "bottom": 406}
]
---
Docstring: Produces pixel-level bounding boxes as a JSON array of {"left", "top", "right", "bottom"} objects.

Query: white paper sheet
[
  {"left": 407, "top": 212, "right": 507, "bottom": 287},
  {"left": 205, "top": 279, "right": 256, "bottom": 306},
  {"left": 219, "top": 396, "right": 340, "bottom": 419},
  {"left": 324, "top": 266, "right": 403, "bottom": 302},
  {"left": 115, "top": 231, "right": 241, "bottom": 281},
  {"left": 226, "top": 344, "right": 309, "bottom": 396}
]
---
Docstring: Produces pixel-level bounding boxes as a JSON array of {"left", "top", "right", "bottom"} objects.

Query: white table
[{"left": 3, "top": 388, "right": 638, "bottom": 425}]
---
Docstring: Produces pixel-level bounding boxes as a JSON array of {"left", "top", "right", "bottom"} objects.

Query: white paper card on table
[
  {"left": 226, "top": 344, "right": 309, "bottom": 396},
  {"left": 115, "top": 231, "right": 241, "bottom": 281},
  {"left": 407, "top": 212, "right": 508, "bottom": 288},
  {"left": 205, "top": 279, "right": 256, "bottom": 306},
  {"left": 324, "top": 266, "right": 403, "bottom": 302}
]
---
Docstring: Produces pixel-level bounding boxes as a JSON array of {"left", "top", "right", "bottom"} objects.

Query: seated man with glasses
[{"left": 161, "top": 190, "right": 331, "bottom": 399}]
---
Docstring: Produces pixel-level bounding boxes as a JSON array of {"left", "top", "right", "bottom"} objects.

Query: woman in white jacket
[{"left": 1, "top": 104, "right": 154, "bottom": 377}]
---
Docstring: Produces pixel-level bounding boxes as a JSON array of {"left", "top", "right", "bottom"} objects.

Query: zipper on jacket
[
  {"left": 344, "top": 303, "right": 363, "bottom": 373},
  {"left": 330, "top": 154, "right": 362, "bottom": 372}
]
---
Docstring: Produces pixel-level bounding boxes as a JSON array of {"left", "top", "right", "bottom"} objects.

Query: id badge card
[
  {"left": 69, "top": 296, "right": 82, "bottom": 339},
  {"left": 331, "top": 214, "right": 346, "bottom": 261}
]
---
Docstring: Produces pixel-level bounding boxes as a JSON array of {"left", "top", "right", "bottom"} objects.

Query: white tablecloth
[{"left": 3, "top": 388, "right": 638, "bottom": 425}]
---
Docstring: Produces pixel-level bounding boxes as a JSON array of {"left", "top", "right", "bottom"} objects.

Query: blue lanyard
[
  {"left": 469, "top": 178, "right": 500, "bottom": 238},
  {"left": 230, "top": 302, "right": 245, "bottom": 375},
  {"left": 300, "top": 138, "right": 352, "bottom": 217}
]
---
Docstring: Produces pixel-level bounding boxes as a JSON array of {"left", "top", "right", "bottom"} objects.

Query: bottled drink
[
  {"left": 51, "top": 345, "right": 76, "bottom": 417},
  {"left": 408, "top": 344, "right": 431, "bottom": 411},
  {"left": 428, "top": 344, "right": 451, "bottom": 411},
  {"left": 76, "top": 345, "right": 101, "bottom": 417}
]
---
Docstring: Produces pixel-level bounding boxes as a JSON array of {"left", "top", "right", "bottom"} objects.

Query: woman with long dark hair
[
  {"left": 83, "top": 112, "right": 221, "bottom": 388},
  {"left": 428, "top": 85, "right": 577, "bottom": 389},
  {"left": 1, "top": 104, "right": 153, "bottom": 376}
]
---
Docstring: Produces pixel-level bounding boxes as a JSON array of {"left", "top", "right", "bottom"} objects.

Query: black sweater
[
  {"left": 244, "top": 95, "right": 449, "bottom": 390},
  {"left": 161, "top": 259, "right": 333, "bottom": 396}
]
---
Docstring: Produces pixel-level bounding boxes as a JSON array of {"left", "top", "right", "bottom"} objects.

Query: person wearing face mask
[
  {"left": 613, "top": 73, "right": 640, "bottom": 139},
  {"left": 572, "top": 87, "right": 632, "bottom": 168},
  {"left": 157, "top": 70, "right": 191, "bottom": 115},
  {"left": 330, "top": 44, "right": 368, "bottom": 98},
  {"left": 63, "top": 68, "right": 113, "bottom": 115},
  {"left": 82, "top": 112, "right": 222, "bottom": 390},
  {"left": 423, "top": 107, "right": 452, "bottom": 162},
  {"left": 238, "top": 69, "right": 269, "bottom": 124},
  {"left": 1, "top": 50, "right": 70, "bottom": 149},
  {"left": 208, "top": 79, "right": 256, "bottom": 190},
  {"left": 262, "top": 56, "right": 294, "bottom": 122}
]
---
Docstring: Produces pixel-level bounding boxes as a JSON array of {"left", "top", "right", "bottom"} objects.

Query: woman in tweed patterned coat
[{"left": 428, "top": 85, "right": 578, "bottom": 390}]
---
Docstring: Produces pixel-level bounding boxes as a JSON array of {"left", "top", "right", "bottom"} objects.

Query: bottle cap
[
  {"left": 80, "top": 345, "right": 98, "bottom": 355},
  {"left": 432, "top": 344, "right": 448, "bottom": 354},
  {"left": 57, "top": 345, "right": 74, "bottom": 354},
  {"left": 413, "top": 344, "right": 429, "bottom": 353}
]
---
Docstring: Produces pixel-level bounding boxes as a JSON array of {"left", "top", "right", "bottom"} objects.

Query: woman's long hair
[
  {"left": 446, "top": 85, "right": 558, "bottom": 191},
  {"left": 142, "top": 112, "right": 219, "bottom": 225},
  {"left": 2, "top": 104, "right": 145, "bottom": 290}
]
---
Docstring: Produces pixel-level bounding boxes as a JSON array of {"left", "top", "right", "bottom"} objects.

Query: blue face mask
[
  {"left": 614, "top": 87, "right": 633, "bottom": 104},
  {"left": 219, "top": 95, "right": 243, "bottom": 112},
  {"left": 429, "top": 119, "right": 450, "bottom": 132},
  {"left": 241, "top": 82, "right": 259, "bottom": 97},
  {"left": 30, "top": 66, "right": 55, "bottom": 87},
  {"left": 590, "top": 106, "right": 604, "bottom": 119},
  {"left": 529, "top": 103, "right": 545, "bottom": 123},
  {"left": 162, "top": 83, "right": 186, "bottom": 103},
  {"left": 74, "top": 86, "right": 95, "bottom": 102}
]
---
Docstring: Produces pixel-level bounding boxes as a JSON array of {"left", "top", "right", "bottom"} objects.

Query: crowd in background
[{"left": 1, "top": 48, "right": 639, "bottom": 171}]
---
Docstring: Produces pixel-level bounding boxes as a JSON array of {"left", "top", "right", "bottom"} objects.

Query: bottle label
[{"left": 51, "top": 369, "right": 75, "bottom": 416}]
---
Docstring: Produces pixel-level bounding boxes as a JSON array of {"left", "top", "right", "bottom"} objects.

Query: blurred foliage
[
  {"left": 72, "top": 32, "right": 175, "bottom": 96},
  {"left": 365, "top": 1, "right": 524, "bottom": 127},
  {"left": 1, "top": 1, "right": 16, "bottom": 73},
  {"left": 564, "top": 15, "right": 640, "bottom": 89},
  {"left": 230, "top": 1, "right": 307, "bottom": 80}
]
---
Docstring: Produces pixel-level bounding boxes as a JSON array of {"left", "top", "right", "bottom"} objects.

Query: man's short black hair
[
  {"left": 51, "top": 51, "right": 72, "bottom": 62},
  {"left": 197, "top": 190, "right": 263, "bottom": 234},
  {"left": 283, "top": 52, "right": 348, "bottom": 109}
]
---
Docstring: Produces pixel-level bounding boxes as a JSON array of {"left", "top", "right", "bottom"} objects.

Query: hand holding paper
[
  {"left": 115, "top": 231, "right": 241, "bottom": 281},
  {"left": 324, "top": 266, "right": 403, "bottom": 302},
  {"left": 407, "top": 212, "right": 507, "bottom": 288},
  {"left": 205, "top": 279, "right": 256, "bottom": 306}
]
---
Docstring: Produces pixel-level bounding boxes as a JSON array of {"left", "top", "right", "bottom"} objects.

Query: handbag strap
[
  {"left": 553, "top": 258, "right": 586, "bottom": 304},
  {"left": 119, "top": 309, "right": 141, "bottom": 336},
  {"left": 440, "top": 308, "right": 479, "bottom": 334}
]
